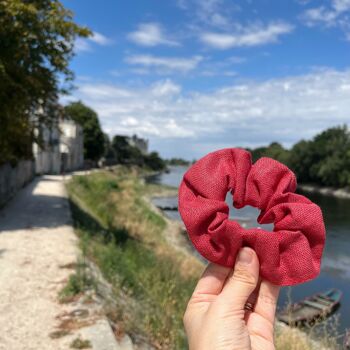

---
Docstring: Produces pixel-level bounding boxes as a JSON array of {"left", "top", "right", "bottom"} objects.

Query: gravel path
[{"left": 0, "top": 175, "right": 78, "bottom": 350}]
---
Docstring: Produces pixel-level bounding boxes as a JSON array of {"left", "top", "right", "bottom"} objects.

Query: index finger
[{"left": 193, "top": 263, "right": 231, "bottom": 296}]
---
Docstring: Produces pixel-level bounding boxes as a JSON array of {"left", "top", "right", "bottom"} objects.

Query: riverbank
[
  {"left": 66, "top": 167, "right": 337, "bottom": 350},
  {"left": 148, "top": 167, "right": 350, "bottom": 201},
  {"left": 299, "top": 184, "right": 350, "bottom": 199},
  {"left": 66, "top": 167, "right": 203, "bottom": 349}
]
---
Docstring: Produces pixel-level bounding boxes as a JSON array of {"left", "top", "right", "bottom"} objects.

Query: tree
[
  {"left": 0, "top": 0, "right": 90, "bottom": 164},
  {"left": 288, "top": 140, "right": 316, "bottom": 183},
  {"left": 112, "top": 135, "right": 132, "bottom": 164},
  {"left": 309, "top": 125, "right": 350, "bottom": 187},
  {"left": 111, "top": 135, "right": 144, "bottom": 166},
  {"left": 103, "top": 133, "right": 115, "bottom": 160},
  {"left": 167, "top": 158, "right": 190, "bottom": 166},
  {"left": 64, "top": 102, "right": 105, "bottom": 162},
  {"left": 111, "top": 135, "right": 165, "bottom": 170},
  {"left": 145, "top": 152, "right": 166, "bottom": 171},
  {"left": 250, "top": 142, "right": 290, "bottom": 165},
  {"left": 254, "top": 125, "right": 350, "bottom": 188}
]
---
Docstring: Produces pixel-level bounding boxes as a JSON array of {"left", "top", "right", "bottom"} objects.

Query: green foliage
[
  {"left": 250, "top": 142, "right": 290, "bottom": 164},
  {"left": 59, "top": 261, "right": 94, "bottom": 303},
  {"left": 91, "top": 239, "right": 194, "bottom": 349},
  {"left": 103, "top": 132, "right": 115, "bottom": 159},
  {"left": 110, "top": 135, "right": 166, "bottom": 171},
  {"left": 64, "top": 101, "right": 105, "bottom": 161},
  {"left": 289, "top": 125, "right": 350, "bottom": 187},
  {"left": 0, "top": 0, "right": 90, "bottom": 164},
  {"left": 288, "top": 140, "right": 315, "bottom": 183},
  {"left": 251, "top": 125, "right": 350, "bottom": 188},
  {"left": 310, "top": 125, "right": 350, "bottom": 187},
  {"left": 166, "top": 158, "right": 190, "bottom": 166},
  {"left": 111, "top": 135, "right": 142, "bottom": 165},
  {"left": 144, "top": 151, "right": 166, "bottom": 171}
]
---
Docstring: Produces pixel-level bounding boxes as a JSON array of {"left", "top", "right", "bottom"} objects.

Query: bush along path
[{"left": 0, "top": 175, "right": 122, "bottom": 350}]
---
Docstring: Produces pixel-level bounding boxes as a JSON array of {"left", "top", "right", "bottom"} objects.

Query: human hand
[{"left": 183, "top": 247, "right": 280, "bottom": 350}]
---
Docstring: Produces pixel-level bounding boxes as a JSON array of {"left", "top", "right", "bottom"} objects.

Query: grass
[
  {"left": 274, "top": 287, "right": 340, "bottom": 350},
  {"left": 59, "top": 261, "right": 95, "bottom": 303},
  {"left": 275, "top": 315, "right": 340, "bottom": 350},
  {"left": 66, "top": 167, "right": 202, "bottom": 349}
]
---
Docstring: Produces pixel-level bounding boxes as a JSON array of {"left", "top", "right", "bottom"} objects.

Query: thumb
[{"left": 218, "top": 247, "right": 259, "bottom": 311}]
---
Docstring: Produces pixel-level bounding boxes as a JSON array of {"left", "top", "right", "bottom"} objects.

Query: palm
[
  {"left": 184, "top": 258, "right": 280, "bottom": 350},
  {"left": 185, "top": 285, "right": 277, "bottom": 350}
]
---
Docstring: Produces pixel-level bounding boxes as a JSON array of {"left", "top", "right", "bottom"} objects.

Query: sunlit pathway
[{"left": 0, "top": 175, "right": 78, "bottom": 350}]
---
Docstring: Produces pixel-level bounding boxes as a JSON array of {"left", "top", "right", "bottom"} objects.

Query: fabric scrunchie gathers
[{"left": 178, "top": 148, "right": 325, "bottom": 286}]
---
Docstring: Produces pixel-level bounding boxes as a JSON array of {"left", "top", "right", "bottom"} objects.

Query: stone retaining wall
[{"left": 0, "top": 160, "right": 35, "bottom": 207}]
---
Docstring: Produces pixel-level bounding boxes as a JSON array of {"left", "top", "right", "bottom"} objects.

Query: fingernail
[{"left": 237, "top": 248, "right": 253, "bottom": 265}]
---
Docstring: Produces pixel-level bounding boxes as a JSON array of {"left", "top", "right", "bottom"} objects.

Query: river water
[{"left": 147, "top": 166, "right": 350, "bottom": 336}]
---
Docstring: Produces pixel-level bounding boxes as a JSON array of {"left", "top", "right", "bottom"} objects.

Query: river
[{"left": 147, "top": 165, "right": 350, "bottom": 337}]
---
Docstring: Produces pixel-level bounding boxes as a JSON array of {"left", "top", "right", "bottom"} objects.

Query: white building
[
  {"left": 59, "top": 120, "right": 84, "bottom": 173},
  {"left": 33, "top": 119, "right": 84, "bottom": 174},
  {"left": 32, "top": 123, "right": 61, "bottom": 174}
]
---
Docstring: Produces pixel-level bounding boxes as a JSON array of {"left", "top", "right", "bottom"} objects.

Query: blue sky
[{"left": 61, "top": 0, "right": 350, "bottom": 159}]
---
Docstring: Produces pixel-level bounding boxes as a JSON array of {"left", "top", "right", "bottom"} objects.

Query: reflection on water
[
  {"left": 146, "top": 166, "right": 186, "bottom": 188},
  {"left": 284, "top": 190, "right": 350, "bottom": 336},
  {"left": 147, "top": 166, "right": 350, "bottom": 335}
]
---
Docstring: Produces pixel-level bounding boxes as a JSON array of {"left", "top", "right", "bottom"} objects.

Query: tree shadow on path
[{"left": 0, "top": 176, "right": 71, "bottom": 232}]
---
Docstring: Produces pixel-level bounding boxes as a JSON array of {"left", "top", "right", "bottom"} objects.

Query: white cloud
[
  {"left": 75, "top": 38, "right": 92, "bottom": 53},
  {"left": 75, "top": 31, "right": 113, "bottom": 53},
  {"left": 201, "top": 22, "right": 294, "bottom": 49},
  {"left": 333, "top": 0, "right": 350, "bottom": 12},
  {"left": 127, "top": 55, "right": 244, "bottom": 77},
  {"left": 302, "top": 7, "right": 338, "bottom": 25},
  {"left": 90, "top": 32, "right": 113, "bottom": 45},
  {"left": 125, "top": 54, "right": 203, "bottom": 73},
  {"left": 196, "top": 55, "right": 245, "bottom": 77},
  {"left": 200, "top": 70, "right": 237, "bottom": 77},
  {"left": 127, "top": 23, "right": 179, "bottom": 47},
  {"left": 301, "top": 0, "right": 350, "bottom": 38},
  {"left": 63, "top": 69, "right": 350, "bottom": 159},
  {"left": 197, "top": 0, "right": 231, "bottom": 28},
  {"left": 151, "top": 79, "right": 181, "bottom": 96},
  {"left": 178, "top": 0, "right": 237, "bottom": 30}
]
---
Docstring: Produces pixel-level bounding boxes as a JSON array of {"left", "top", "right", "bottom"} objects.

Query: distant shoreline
[
  {"left": 298, "top": 184, "right": 350, "bottom": 199},
  {"left": 149, "top": 167, "right": 350, "bottom": 200}
]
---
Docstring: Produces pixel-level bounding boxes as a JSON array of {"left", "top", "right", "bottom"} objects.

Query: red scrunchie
[{"left": 178, "top": 148, "right": 325, "bottom": 286}]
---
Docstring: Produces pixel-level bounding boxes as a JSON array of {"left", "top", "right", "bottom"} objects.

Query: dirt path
[{"left": 0, "top": 175, "right": 78, "bottom": 350}]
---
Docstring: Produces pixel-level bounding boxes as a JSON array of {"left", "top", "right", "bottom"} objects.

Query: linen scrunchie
[{"left": 178, "top": 148, "right": 325, "bottom": 286}]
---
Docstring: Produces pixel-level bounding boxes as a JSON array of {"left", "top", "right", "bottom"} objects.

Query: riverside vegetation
[
  {"left": 249, "top": 125, "right": 350, "bottom": 189},
  {"left": 67, "top": 167, "right": 202, "bottom": 348},
  {"left": 66, "top": 166, "right": 339, "bottom": 350}
]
